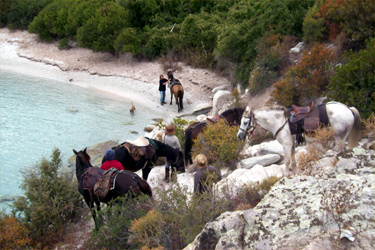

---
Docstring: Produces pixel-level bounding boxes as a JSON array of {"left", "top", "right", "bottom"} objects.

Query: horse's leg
[
  {"left": 142, "top": 165, "right": 152, "bottom": 180},
  {"left": 170, "top": 89, "right": 173, "bottom": 105}
]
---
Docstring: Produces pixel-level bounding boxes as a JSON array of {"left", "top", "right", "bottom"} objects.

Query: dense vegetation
[{"left": 1, "top": 0, "right": 374, "bottom": 117}]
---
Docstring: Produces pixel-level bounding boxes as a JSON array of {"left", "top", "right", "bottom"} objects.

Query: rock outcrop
[{"left": 185, "top": 147, "right": 375, "bottom": 250}]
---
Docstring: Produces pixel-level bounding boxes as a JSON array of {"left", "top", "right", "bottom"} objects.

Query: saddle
[
  {"left": 289, "top": 101, "right": 314, "bottom": 123},
  {"left": 123, "top": 137, "right": 156, "bottom": 161},
  {"left": 206, "top": 115, "right": 224, "bottom": 124},
  {"left": 93, "top": 169, "right": 119, "bottom": 202},
  {"left": 288, "top": 103, "right": 329, "bottom": 145}
]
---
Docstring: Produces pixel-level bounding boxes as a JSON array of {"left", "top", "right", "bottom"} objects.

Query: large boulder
[
  {"left": 212, "top": 90, "right": 231, "bottom": 116},
  {"left": 185, "top": 149, "right": 375, "bottom": 250},
  {"left": 239, "top": 154, "right": 281, "bottom": 169}
]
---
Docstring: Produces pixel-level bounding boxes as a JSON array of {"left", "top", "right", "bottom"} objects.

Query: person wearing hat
[
  {"left": 163, "top": 124, "right": 181, "bottom": 182},
  {"left": 100, "top": 149, "right": 125, "bottom": 171},
  {"left": 193, "top": 154, "right": 222, "bottom": 194}
]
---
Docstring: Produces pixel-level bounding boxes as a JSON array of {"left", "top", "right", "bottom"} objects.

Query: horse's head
[
  {"left": 73, "top": 148, "right": 93, "bottom": 171},
  {"left": 237, "top": 106, "right": 256, "bottom": 140}
]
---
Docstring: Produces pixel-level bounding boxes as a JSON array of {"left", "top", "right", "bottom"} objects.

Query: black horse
[
  {"left": 74, "top": 148, "right": 152, "bottom": 228},
  {"left": 102, "top": 138, "right": 185, "bottom": 180},
  {"left": 184, "top": 107, "right": 244, "bottom": 165}
]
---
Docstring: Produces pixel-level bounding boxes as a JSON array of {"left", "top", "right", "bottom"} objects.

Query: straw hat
[
  {"left": 165, "top": 125, "right": 176, "bottom": 135},
  {"left": 195, "top": 154, "right": 207, "bottom": 168}
]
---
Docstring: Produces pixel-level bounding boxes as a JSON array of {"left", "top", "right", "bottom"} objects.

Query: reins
[{"left": 274, "top": 119, "right": 288, "bottom": 138}]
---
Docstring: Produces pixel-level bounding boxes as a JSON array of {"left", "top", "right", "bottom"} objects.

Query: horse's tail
[
  {"left": 178, "top": 89, "right": 183, "bottom": 110},
  {"left": 184, "top": 128, "right": 193, "bottom": 165},
  {"left": 137, "top": 177, "right": 153, "bottom": 197},
  {"left": 348, "top": 107, "right": 361, "bottom": 148}
]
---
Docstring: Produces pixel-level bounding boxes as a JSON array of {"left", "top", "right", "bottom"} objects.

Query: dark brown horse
[
  {"left": 168, "top": 73, "right": 184, "bottom": 112},
  {"left": 73, "top": 148, "right": 152, "bottom": 228},
  {"left": 102, "top": 138, "right": 185, "bottom": 180},
  {"left": 184, "top": 107, "right": 244, "bottom": 165}
]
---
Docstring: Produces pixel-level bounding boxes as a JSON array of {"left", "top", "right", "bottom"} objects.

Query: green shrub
[
  {"left": 150, "top": 184, "right": 231, "bottom": 249},
  {"left": 58, "top": 38, "right": 71, "bottom": 50},
  {"left": 89, "top": 195, "right": 151, "bottom": 249},
  {"left": 6, "top": 0, "right": 50, "bottom": 30},
  {"left": 11, "top": 148, "right": 82, "bottom": 248},
  {"left": 302, "top": 0, "right": 327, "bottom": 43},
  {"left": 192, "top": 119, "right": 244, "bottom": 169},
  {"left": 326, "top": 38, "right": 375, "bottom": 119}
]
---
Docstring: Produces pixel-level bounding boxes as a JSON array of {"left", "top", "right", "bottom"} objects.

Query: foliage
[
  {"left": 89, "top": 195, "right": 152, "bottom": 249},
  {"left": 148, "top": 184, "right": 231, "bottom": 249},
  {"left": 114, "top": 27, "right": 142, "bottom": 55},
  {"left": 214, "top": 0, "right": 314, "bottom": 85},
  {"left": 129, "top": 209, "right": 163, "bottom": 248},
  {"left": 272, "top": 43, "right": 335, "bottom": 106},
  {"left": 302, "top": 0, "right": 327, "bottom": 43},
  {"left": 232, "top": 88, "right": 241, "bottom": 107},
  {"left": 192, "top": 119, "right": 244, "bottom": 169},
  {"left": 77, "top": 2, "right": 130, "bottom": 53},
  {"left": 11, "top": 148, "right": 82, "bottom": 248},
  {"left": 319, "top": 0, "right": 375, "bottom": 48},
  {"left": 0, "top": 211, "right": 32, "bottom": 249},
  {"left": 326, "top": 38, "right": 375, "bottom": 119},
  {"left": 6, "top": 0, "right": 50, "bottom": 30},
  {"left": 58, "top": 38, "right": 71, "bottom": 50}
]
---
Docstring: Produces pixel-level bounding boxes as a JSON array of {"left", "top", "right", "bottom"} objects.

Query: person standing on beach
[
  {"left": 163, "top": 125, "right": 181, "bottom": 182},
  {"left": 159, "top": 74, "right": 168, "bottom": 105}
]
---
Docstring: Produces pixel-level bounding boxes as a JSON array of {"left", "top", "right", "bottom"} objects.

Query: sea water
[{"left": 0, "top": 70, "right": 162, "bottom": 211}]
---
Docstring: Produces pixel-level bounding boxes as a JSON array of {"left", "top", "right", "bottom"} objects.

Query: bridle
[{"left": 239, "top": 111, "right": 257, "bottom": 138}]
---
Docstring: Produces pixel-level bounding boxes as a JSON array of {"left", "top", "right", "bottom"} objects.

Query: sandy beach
[{"left": 0, "top": 28, "right": 231, "bottom": 121}]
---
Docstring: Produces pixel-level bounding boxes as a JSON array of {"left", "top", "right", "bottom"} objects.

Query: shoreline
[{"left": 0, "top": 28, "right": 231, "bottom": 121}]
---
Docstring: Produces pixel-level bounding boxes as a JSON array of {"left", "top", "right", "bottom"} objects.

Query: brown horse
[
  {"left": 73, "top": 148, "right": 152, "bottom": 228},
  {"left": 184, "top": 107, "right": 244, "bottom": 165},
  {"left": 168, "top": 73, "right": 184, "bottom": 112}
]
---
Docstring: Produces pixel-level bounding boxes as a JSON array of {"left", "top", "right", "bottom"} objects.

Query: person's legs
[
  {"left": 160, "top": 91, "right": 164, "bottom": 104},
  {"left": 161, "top": 91, "right": 166, "bottom": 103},
  {"left": 164, "top": 157, "right": 170, "bottom": 182}
]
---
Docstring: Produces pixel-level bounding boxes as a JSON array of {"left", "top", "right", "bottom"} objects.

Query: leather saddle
[
  {"left": 123, "top": 137, "right": 156, "bottom": 161},
  {"left": 206, "top": 115, "right": 224, "bottom": 124},
  {"left": 289, "top": 101, "right": 320, "bottom": 131}
]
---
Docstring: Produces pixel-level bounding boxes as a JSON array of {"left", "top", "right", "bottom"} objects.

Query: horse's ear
[
  {"left": 83, "top": 147, "right": 87, "bottom": 153},
  {"left": 73, "top": 149, "right": 78, "bottom": 155}
]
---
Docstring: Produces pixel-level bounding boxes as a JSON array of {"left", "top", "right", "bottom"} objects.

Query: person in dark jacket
[
  {"left": 193, "top": 154, "right": 222, "bottom": 194},
  {"left": 100, "top": 149, "right": 125, "bottom": 171},
  {"left": 159, "top": 74, "right": 168, "bottom": 105}
]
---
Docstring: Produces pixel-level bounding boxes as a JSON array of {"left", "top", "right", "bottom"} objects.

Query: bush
[
  {"left": 58, "top": 38, "right": 71, "bottom": 50},
  {"left": 12, "top": 148, "right": 82, "bottom": 248},
  {"left": 149, "top": 184, "right": 231, "bottom": 249},
  {"left": 0, "top": 211, "right": 32, "bottom": 249},
  {"left": 192, "top": 119, "right": 244, "bottom": 169},
  {"left": 89, "top": 195, "right": 151, "bottom": 250},
  {"left": 272, "top": 42, "right": 335, "bottom": 106},
  {"left": 6, "top": 0, "right": 50, "bottom": 30},
  {"left": 234, "top": 176, "right": 281, "bottom": 210},
  {"left": 326, "top": 38, "right": 375, "bottom": 119}
]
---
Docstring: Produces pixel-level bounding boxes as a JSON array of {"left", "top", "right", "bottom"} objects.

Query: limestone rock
[
  {"left": 239, "top": 154, "right": 281, "bottom": 169},
  {"left": 212, "top": 90, "right": 231, "bottom": 116}
]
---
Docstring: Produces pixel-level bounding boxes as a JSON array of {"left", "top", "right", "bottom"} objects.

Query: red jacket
[{"left": 100, "top": 160, "right": 125, "bottom": 171}]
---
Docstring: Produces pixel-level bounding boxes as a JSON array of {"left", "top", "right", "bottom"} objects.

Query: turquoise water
[{"left": 0, "top": 70, "right": 161, "bottom": 210}]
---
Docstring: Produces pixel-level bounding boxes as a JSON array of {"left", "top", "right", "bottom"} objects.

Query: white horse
[{"left": 237, "top": 102, "right": 361, "bottom": 176}]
